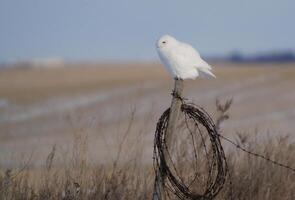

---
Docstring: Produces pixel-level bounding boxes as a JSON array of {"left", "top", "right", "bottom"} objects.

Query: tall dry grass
[{"left": 0, "top": 100, "right": 295, "bottom": 200}]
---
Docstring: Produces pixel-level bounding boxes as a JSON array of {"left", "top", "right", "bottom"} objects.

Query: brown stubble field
[
  {"left": 0, "top": 62, "right": 295, "bottom": 163},
  {"left": 0, "top": 62, "right": 295, "bottom": 199}
]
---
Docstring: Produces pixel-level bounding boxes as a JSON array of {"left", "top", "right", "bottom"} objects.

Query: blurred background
[{"left": 0, "top": 0, "right": 295, "bottom": 167}]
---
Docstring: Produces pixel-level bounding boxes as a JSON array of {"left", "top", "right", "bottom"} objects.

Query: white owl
[{"left": 156, "top": 35, "right": 215, "bottom": 80}]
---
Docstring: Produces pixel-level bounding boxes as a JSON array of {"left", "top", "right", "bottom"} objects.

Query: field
[{"left": 0, "top": 62, "right": 295, "bottom": 199}]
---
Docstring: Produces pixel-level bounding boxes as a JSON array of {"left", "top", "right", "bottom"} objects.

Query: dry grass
[
  {"left": 1, "top": 100, "right": 295, "bottom": 200},
  {"left": 1, "top": 63, "right": 295, "bottom": 199}
]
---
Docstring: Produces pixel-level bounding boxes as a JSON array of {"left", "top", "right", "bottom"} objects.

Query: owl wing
[{"left": 177, "top": 43, "right": 215, "bottom": 78}]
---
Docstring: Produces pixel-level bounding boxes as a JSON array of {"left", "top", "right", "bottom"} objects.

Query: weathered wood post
[{"left": 153, "top": 78, "right": 184, "bottom": 200}]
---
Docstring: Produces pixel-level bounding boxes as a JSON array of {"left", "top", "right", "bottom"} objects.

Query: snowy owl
[{"left": 156, "top": 35, "right": 215, "bottom": 80}]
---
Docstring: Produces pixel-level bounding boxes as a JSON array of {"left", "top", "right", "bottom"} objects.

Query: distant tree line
[{"left": 228, "top": 50, "right": 295, "bottom": 63}]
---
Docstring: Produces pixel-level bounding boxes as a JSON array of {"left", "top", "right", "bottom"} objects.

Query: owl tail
[{"left": 198, "top": 68, "right": 216, "bottom": 78}]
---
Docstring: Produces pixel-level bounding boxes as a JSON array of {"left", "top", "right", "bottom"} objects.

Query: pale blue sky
[{"left": 0, "top": 0, "right": 294, "bottom": 62}]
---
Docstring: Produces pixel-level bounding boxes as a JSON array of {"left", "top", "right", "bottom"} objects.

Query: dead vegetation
[{"left": 1, "top": 100, "right": 295, "bottom": 200}]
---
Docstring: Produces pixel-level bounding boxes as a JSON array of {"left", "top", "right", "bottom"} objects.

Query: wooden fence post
[{"left": 153, "top": 78, "right": 184, "bottom": 200}]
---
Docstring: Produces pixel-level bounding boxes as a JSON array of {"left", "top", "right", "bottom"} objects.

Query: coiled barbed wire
[
  {"left": 153, "top": 102, "right": 229, "bottom": 200},
  {"left": 153, "top": 94, "right": 295, "bottom": 200}
]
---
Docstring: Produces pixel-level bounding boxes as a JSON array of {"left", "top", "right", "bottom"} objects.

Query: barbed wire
[
  {"left": 218, "top": 133, "right": 295, "bottom": 173},
  {"left": 153, "top": 101, "right": 229, "bottom": 200},
  {"left": 153, "top": 93, "right": 295, "bottom": 200},
  {"left": 213, "top": 97, "right": 295, "bottom": 173}
]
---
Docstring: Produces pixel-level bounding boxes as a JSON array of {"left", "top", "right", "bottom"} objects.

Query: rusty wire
[
  {"left": 153, "top": 94, "right": 295, "bottom": 200},
  {"left": 218, "top": 134, "right": 295, "bottom": 173},
  {"left": 153, "top": 101, "right": 229, "bottom": 200}
]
